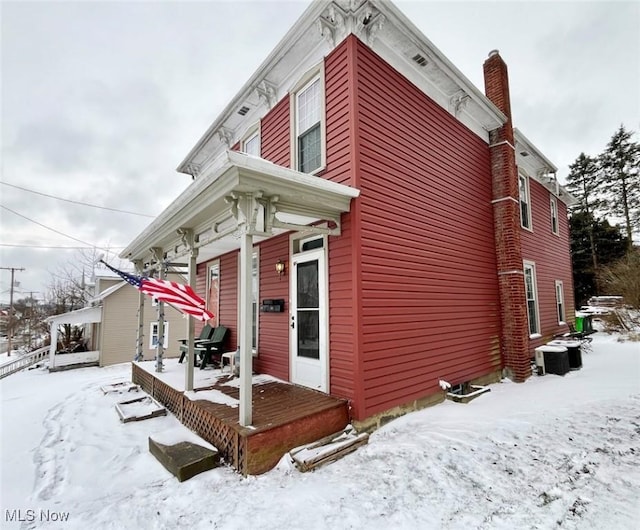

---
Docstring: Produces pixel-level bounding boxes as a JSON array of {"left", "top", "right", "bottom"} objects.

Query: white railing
[{"left": 0, "top": 346, "right": 49, "bottom": 380}]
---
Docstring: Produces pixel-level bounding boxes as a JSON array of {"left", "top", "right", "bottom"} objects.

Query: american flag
[{"left": 100, "top": 261, "right": 214, "bottom": 322}]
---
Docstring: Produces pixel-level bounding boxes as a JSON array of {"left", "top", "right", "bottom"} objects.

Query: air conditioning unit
[{"left": 534, "top": 348, "right": 546, "bottom": 375}]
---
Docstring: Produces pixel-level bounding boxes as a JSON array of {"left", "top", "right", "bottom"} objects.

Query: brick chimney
[{"left": 483, "top": 50, "right": 531, "bottom": 382}]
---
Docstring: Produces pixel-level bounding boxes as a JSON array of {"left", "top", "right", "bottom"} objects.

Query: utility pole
[
  {"left": 1, "top": 267, "right": 25, "bottom": 356},
  {"left": 28, "top": 291, "right": 40, "bottom": 350}
]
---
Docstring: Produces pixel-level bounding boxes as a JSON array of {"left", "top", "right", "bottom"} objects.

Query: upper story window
[
  {"left": 291, "top": 68, "right": 325, "bottom": 174},
  {"left": 519, "top": 173, "right": 532, "bottom": 230},
  {"left": 550, "top": 196, "right": 559, "bottom": 235},
  {"left": 242, "top": 127, "right": 260, "bottom": 157}
]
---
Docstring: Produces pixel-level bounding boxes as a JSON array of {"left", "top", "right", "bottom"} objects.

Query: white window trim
[
  {"left": 550, "top": 195, "right": 559, "bottom": 235},
  {"left": 519, "top": 173, "right": 533, "bottom": 231},
  {"left": 237, "top": 248, "right": 259, "bottom": 356},
  {"left": 149, "top": 321, "right": 169, "bottom": 349},
  {"left": 523, "top": 260, "right": 540, "bottom": 337},
  {"left": 555, "top": 280, "right": 565, "bottom": 324},
  {"left": 207, "top": 260, "right": 220, "bottom": 328},
  {"left": 241, "top": 122, "right": 261, "bottom": 157},
  {"left": 289, "top": 63, "right": 326, "bottom": 175}
]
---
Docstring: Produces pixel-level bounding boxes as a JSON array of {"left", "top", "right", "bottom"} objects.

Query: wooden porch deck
[{"left": 132, "top": 361, "right": 349, "bottom": 475}]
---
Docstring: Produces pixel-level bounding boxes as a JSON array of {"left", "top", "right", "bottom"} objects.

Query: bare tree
[
  {"left": 598, "top": 248, "right": 640, "bottom": 309},
  {"left": 43, "top": 248, "right": 109, "bottom": 350}
]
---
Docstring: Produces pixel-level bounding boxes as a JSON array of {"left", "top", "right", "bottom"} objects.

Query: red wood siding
[
  {"left": 323, "top": 40, "right": 354, "bottom": 186},
  {"left": 254, "top": 234, "right": 290, "bottom": 380},
  {"left": 260, "top": 97, "right": 290, "bottom": 167},
  {"left": 324, "top": 39, "right": 359, "bottom": 406},
  {"left": 521, "top": 180, "right": 576, "bottom": 352},
  {"left": 354, "top": 39, "right": 501, "bottom": 419}
]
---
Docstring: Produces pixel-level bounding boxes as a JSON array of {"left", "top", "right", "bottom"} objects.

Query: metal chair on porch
[
  {"left": 178, "top": 324, "right": 215, "bottom": 364},
  {"left": 197, "top": 325, "right": 229, "bottom": 370}
]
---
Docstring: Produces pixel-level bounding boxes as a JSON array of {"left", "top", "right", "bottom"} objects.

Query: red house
[{"left": 123, "top": 0, "right": 575, "bottom": 437}]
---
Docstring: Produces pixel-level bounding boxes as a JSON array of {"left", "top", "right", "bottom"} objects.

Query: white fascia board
[
  {"left": 514, "top": 128, "right": 557, "bottom": 173},
  {"left": 226, "top": 151, "right": 360, "bottom": 200},
  {"left": 176, "top": 1, "right": 329, "bottom": 174},
  {"left": 45, "top": 305, "right": 102, "bottom": 325}
]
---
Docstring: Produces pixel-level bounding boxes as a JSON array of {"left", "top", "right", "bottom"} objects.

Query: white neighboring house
[{"left": 45, "top": 273, "right": 186, "bottom": 370}]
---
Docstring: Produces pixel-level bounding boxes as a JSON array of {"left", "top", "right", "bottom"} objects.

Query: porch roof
[
  {"left": 120, "top": 150, "right": 360, "bottom": 264},
  {"left": 45, "top": 306, "right": 102, "bottom": 325}
]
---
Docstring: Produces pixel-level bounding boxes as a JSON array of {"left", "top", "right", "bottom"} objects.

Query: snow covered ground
[{"left": 1, "top": 332, "right": 638, "bottom": 529}]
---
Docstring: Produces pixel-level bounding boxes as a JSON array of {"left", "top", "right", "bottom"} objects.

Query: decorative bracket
[
  {"left": 185, "top": 163, "right": 201, "bottom": 179},
  {"left": 218, "top": 127, "right": 234, "bottom": 148},
  {"left": 177, "top": 228, "right": 198, "bottom": 259},
  {"left": 318, "top": 1, "right": 385, "bottom": 47},
  {"left": 449, "top": 89, "right": 471, "bottom": 117},
  {"left": 256, "top": 80, "right": 277, "bottom": 110}
]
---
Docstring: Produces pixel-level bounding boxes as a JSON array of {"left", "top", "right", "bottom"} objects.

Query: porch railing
[{"left": 0, "top": 346, "right": 49, "bottom": 380}]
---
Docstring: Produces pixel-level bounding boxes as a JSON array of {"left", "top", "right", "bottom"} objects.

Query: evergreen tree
[
  {"left": 570, "top": 211, "right": 627, "bottom": 306},
  {"left": 565, "top": 153, "right": 603, "bottom": 277},
  {"left": 565, "top": 152, "right": 603, "bottom": 217},
  {"left": 599, "top": 125, "right": 640, "bottom": 248}
]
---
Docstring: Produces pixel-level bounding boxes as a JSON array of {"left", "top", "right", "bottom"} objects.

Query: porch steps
[
  {"left": 148, "top": 438, "right": 220, "bottom": 482},
  {"left": 115, "top": 395, "right": 166, "bottom": 423},
  {"left": 289, "top": 426, "right": 369, "bottom": 472}
]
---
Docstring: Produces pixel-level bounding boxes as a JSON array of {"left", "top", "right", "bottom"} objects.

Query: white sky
[{"left": 1, "top": 0, "right": 639, "bottom": 303}]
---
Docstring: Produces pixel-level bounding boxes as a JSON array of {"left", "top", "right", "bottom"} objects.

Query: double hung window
[
  {"left": 149, "top": 322, "right": 169, "bottom": 349},
  {"left": 555, "top": 280, "right": 565, "bottom": 323},
  {"left": 293, "top": 72, "right": 324, "bottom": 173},
  {"left": 550, "top": 196, "right": 559, "bottom": 235},
  {"left": 524, "top": 262, "right": 539, "bottom": 335},
  {"left": 519, "top": 174, "right": 532, "bottom": 230}
]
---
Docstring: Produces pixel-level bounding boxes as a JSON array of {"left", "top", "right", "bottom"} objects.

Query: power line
[
  {"left": 0, "top": 204, "right": 122, "bottom": 252},
  {"left": 0, "top": 243, "right": 125, "bottom": 250},
  {"left": 0, "top": 180, "right": 155, "bottom": 218}
]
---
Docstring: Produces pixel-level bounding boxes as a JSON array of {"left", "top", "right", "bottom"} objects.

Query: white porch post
[
  {"left": 134, "top": 260, "right": 145, "bottom": 361},
  {"left": 153, "top": 248, "right": 165, "bottom": 373},
  {"left": 183, "top": 230, "right": 198, "bottom": 391},
  {"left": 239, "top": 226, "right": 253, "bottom": 426},
  {"left": 48, "top": 322, "right": 58, "bottom": 370}
]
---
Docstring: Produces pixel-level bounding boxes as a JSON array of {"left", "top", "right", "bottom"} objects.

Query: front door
[{"left": 290, "top": 247, "right": 327, "bottom": 392}]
